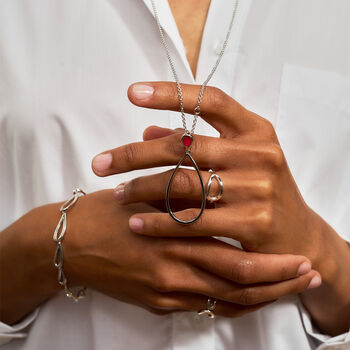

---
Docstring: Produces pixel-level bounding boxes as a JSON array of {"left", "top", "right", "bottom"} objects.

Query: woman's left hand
[{"left": 93, "top": 82, "right": 335, "bottom": 283}]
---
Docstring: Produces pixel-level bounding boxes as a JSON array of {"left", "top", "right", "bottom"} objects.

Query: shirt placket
[
  {"left": 141, "top": 1, "right": 250, "bottom": 350},
  {"left": 141, "top": 0, "right": 195, "bottom": 130},
  {"left": 195, "top": 0, "right": 252, "bottom": 138}
]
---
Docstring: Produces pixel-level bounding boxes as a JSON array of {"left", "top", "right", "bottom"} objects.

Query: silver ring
[
  {"left": 197, "top": 298, "right": 217, "bottom": 319},
  {"left": 206, "top": 169, "right": 223, "bottom": 203}
]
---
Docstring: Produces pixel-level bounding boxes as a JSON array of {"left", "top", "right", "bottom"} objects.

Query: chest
[{"left": 168, "top": 0, "right": 212, "bottom": 77}]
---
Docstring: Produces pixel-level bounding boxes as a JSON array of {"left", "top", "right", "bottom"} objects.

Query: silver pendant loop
[{"left": 166, "top": 151, "right": 206, "bottom": 224}]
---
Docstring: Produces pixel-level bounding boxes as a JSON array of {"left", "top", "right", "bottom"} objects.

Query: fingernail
[
  {"left": 114, "top": 183, "right": 125, "bottom": 202},
  {"left": 129, "top": 217, "right": 144, "bottom": 232},
  {"left": 307, "top": 275, "right": 322, "bottom": 289},
  {"left": 132, "top": 84, "right": 154, "bottom": 100},
  {"left": 297, "top": 262, "right": 311, "bottom": 275},
  {"left": 93, "top": 153, "right": 112, "bottom": 172}
]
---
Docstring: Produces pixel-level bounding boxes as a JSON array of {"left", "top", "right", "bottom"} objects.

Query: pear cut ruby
[{"left": 182, "top": 135, "right": 192, "bottom": 147}]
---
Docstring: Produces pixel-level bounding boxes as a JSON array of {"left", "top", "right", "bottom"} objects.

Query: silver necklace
[{"left": 151, "top": 0, "right": 239, "bottom": 224}]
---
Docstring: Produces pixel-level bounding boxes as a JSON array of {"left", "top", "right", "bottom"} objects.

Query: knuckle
[
  {"left": 172, "top": 170, "right": 193, "bottom": 193},
  {"left": 163, "top": 239, "right": 192, "bottom": 260},
  {"left": 264, "top": 144, "right": 285, "bottom": 169},
  {"left": 146, "top": 294, "right": 169, "bottom": 309},
  {"left": 152, "top": 217, "right": 163, "bottom": 235},
  {"left": 262, "top": 118, "right": 274, "bottom": 132},
  {"left": 161, "top": 83, "right": 180, "bottom": 106},
  {"left": 152, "top": 273, "right": 173, "bottom": 293},
  {"left": 207, "top": 87, "right": 228, "bottom": 111},
  {"left": 192, "top": 211, "right": 207, "bottom": 231},
  {"left": 145, "top": 295, "right": 160, "bottom": 309},
  {"left": 242, "top": 239, "right": 260, "bottom": 252},
  {"left": 279, "top": 263, "right": 292, "bottom": 281},
  {"left": 237, "top": 287, "right": 259, "bottom": 305},
  {"left": 257, "top": 118, "right": 277, "bottom": 138},
  {"left": 255, "top": 205, "right": 274, "bottom": 234},
  {"left": 256, "top": 177, "right": 274, "bottom": 199},
  {"left": 119, "top": 143, "right": 139, "bottom": 166},
  {"left": 151, "top": 296, "right": 184, "bottom": 310},
  {"left": 178, "top": 208, "right": 202, "bottom": 226},
  {"left": 232, "top": 258, "right": 256, "bottom": 284},
  {"left": 167, "top": 133, "right": 186, "bottom": 157},
  {"left": 153, "top": 297, "right": 171, "bottom": 309},
  {"left": 168, "top": 83, "right": 180, "bottom": 103}
]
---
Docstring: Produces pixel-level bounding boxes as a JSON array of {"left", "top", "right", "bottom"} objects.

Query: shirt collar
[{"left": 141, "top": 0, "right": 195, "bottom": 82}]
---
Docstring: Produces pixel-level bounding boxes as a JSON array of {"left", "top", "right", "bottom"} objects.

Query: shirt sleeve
[
  {"left": 297, "top": 297, "right": 350, "bottom": 350},
  {"left": 0, "top": 308, "right": 39, "bottom": 346}
]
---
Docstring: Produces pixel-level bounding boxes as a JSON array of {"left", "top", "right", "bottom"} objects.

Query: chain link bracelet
[{"left": 53, "top": 188, "right": 87, "bottom": 302}]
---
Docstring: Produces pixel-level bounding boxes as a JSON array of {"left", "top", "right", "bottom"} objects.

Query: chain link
[
  {"left": 150, "top": 0, "right": 239, "bottom": 135},
  {"left": 53, "top": 188, "right": 86, "bottom": 302}
]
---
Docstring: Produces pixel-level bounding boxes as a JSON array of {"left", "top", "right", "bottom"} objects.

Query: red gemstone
[{"left": 182, "top": 135, "right": 192, "bottom": 147}]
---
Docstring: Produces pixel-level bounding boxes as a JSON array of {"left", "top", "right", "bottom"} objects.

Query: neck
[{"left": 168, "top": 0, "right": 211, "bottom": 78}]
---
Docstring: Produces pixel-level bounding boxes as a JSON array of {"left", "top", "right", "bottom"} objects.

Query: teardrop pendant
[{"left": 166, "top": 135, "right": 206, "bottom": 224}]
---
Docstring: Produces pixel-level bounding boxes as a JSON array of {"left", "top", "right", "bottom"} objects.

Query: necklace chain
[{"left": 151, "top": 0, "right": 239, "bottom": 135}]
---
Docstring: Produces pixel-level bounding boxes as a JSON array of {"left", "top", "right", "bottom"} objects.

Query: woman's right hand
[{"left": 62, "top": 189, "right": 321, "bottom": 316}]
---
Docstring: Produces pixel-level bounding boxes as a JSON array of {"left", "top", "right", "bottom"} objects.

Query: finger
[
  {"left": 92, "top": 132, "right": 232, "bottom": 176},
  {"left": 115, "top": 168, "right": 273, "bottom": 205},
  {"left": 146, "top": 290, "right": 272, "bottom": 318},
  {"left": 146, "top": 266, "right": 321, "bottom": 311},
  {"left": 144, "top": 263, "right": 274, "bottom": 315},
  {"left": 128, "top": 82, "right": 264, "bottom": 136},
  {"left": 142, "top": 125, "right": 178, "bottom": 141},
  {"left": 92, "top": 129, "right": 275, "bottom": 177},
  {"left": 115, "top": 169, "right": 211, "bottom": 204},
  {"left": 178, "top": 238, "right": 314, "bottom": 284},
  {"left": 128, "top": 207, "right": 264, "bottom": 242},
  {"left": 230, "top": 270, "right": 322, "bottom": 306}
]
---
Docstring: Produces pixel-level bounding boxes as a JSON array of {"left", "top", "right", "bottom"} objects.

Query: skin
[
  {"left": 92, "top": 82, "right": 350, "bottom": 336},
  {"left": 168, "top": 0, "right": 211, "bottom": 77},
  {"left": 0, "top": 190, "right": 318, "bottom": 324}
]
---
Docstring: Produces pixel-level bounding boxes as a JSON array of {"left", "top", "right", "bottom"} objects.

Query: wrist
[
  {"left": 22, "top": 204, "right": 63, "bottom": 294},
  {"left": 58, "top": 192, "right": 92, "bottom": 288},
  {"left": 301, "top": 207, "right": 339, "bottom": 285},
  {"left": 300, "top": 213, "right": 350, "bottom": 335},
  {"left": 0, "top": 203, "right": 61, "bottom": 324},
  {"left": 317, "top": 222, "right": 350, "bottom": 298}
]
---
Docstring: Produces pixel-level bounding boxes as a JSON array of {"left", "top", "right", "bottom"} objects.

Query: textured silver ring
[
  {"left": 197, "top": 298, "right": 217, "bottom": 319},
  {"left": 206, "top": 169, "right": 223, "bottom": 203}
]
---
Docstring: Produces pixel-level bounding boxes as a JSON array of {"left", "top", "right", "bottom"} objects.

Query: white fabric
[{"left": 0, "top": 0, "right": 349, "bottom": 349}]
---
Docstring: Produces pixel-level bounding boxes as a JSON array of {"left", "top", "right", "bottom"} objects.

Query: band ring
[
  {"left": 197, "top": 298, "right": 217, "bottom": 319},
  {"left": 206, "top": 169, "right": 223, "bottom": 203}
]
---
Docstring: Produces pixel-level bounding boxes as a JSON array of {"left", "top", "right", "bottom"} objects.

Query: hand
[
  {"left": 92, "top": 82, "right": 328, "bottom": 285},
  {"left": 0, "top": 189, "right": 318, "bottom": 324},
  {"left": 90, "top": 82, "right": 350, "bottom": 334},
  {"left": 63, "top": 189, "right": 320, "bottom": 317}
]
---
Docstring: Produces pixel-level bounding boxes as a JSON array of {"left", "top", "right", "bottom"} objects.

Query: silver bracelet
[{"left": 53, "top": 188, "right": 87, "bottom": 302}]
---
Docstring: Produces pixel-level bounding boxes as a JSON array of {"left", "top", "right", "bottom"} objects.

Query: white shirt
[{"left": 0, "top": 0, "right": 349, "bottom": 349}]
